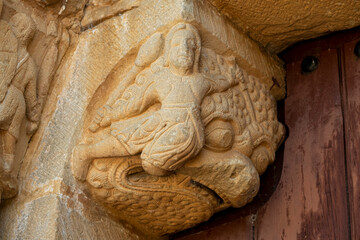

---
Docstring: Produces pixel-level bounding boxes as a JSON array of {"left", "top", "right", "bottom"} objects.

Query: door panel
[
  {"left": 343, "top": 38, "right": 360, "bottom": 240},
  {"left": 175, "top": 217, "right": 253, "bottom": 240},
  {"left": 255, "top": 48, "right": 349, "bottom": 240}
]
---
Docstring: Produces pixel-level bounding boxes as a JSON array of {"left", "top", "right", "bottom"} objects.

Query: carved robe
[
  {"left": 109, "top": 64, "right": 206, "bottom": 171},
  {"left": 0, "top": 53, "right": 38, "bottom": 139}
]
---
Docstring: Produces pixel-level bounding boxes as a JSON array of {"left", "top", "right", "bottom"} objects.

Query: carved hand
[
  {"left": 99, "top": 115, "right": 112, "bottom": 128},
  {"left": 89, "top": 104, "right": 112, "bottom": 132},
  {"left": 26, "top": 120, "right": 39, "bottom": 135}
]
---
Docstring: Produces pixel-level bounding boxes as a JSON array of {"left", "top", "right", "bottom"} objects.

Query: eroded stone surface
[
  {"left": 0, "top": 182, "right": 142, "bottom": 239},
  {"left": 208, "top": 0, "right": 360, "bottom": 53},
  {"left": 0, "top": 1, "right": 142, "bottom": 239},
  {"left": 81, "top": 0, "right": 142, "bottom": 29}
]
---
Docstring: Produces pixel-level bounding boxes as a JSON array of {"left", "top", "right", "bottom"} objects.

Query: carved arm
[
  {"left": 96, "top": 78, "right": 158, "bottom": 129},
  {"left": 204, "top": 73, "right": 236, "bottom": 95},
  {"left": 24, "top": 64, "right": 40, "bottom": 134}
]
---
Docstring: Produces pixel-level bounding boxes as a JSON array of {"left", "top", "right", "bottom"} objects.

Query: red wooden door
[
  {"left": 342, "top": 37, "right": 360, "bottom": 240},
  {"left": 173, "top": 28, "right": 360, "bottom": 240}
]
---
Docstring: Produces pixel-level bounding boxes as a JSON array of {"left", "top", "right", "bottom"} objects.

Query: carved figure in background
[
  {"left": 0, "top": 13, "right": 39, "bottom": 199},
  {"left": 0, "top": 0, "right": 69, "bottom": 200},
  {"left": 72, "top": 23, "right": 238, "bottom": 180},
  {"left": 1, "top": 14, "right": 39, "bottom": 170}
]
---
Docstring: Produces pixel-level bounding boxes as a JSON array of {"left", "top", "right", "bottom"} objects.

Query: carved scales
[{"left": 72, "top": 23, "right": 285, "bottom": 236}]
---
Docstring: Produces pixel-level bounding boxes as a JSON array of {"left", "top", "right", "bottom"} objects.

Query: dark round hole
[
  {"left": 354, "top": 41, "right": 360, "bottom": 58},
  {"left": 301, "top": 56, "right": 319, "bottom": 73}
]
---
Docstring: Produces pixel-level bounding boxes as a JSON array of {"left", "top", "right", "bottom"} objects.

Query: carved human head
[
  {"left": 164, "top": 23, "right": 201, "bottom": 74},
  {"left": 10, "top": 13, "right": 36, "bottom": 46}
]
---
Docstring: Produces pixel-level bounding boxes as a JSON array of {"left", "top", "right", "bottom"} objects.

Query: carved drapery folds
[
  {"left": 0, "top": 9, "right": 39, "bottom": 200},
  {"left": 0, "top": 0, "right": 69, "bottom": 201},
  {"left": 72, "top": 22, "right": 285, "bottom": 236}
]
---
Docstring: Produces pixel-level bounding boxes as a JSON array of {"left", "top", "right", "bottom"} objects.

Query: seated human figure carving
[
  {"left": 72, "top": 22, "right": 285, "bottom": 236},
  {"left": 72, "top": 23, "right": 239, "bottom": 180}
]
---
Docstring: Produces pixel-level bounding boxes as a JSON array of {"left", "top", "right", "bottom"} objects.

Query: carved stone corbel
[{"left": 71, "top": 18, "right": 285, "bottom": 236}]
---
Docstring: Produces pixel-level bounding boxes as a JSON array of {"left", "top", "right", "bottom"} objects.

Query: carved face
[
  {"left": 169, "top": 29, "right": 197, "bottom": 72},
  {"left": 10, "top": 13, "right": 35, "bottom": 45}
]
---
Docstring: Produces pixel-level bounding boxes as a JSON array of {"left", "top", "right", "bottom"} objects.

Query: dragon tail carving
[{"left": 87, "top": 156, "right": 219, "bottom": 236}]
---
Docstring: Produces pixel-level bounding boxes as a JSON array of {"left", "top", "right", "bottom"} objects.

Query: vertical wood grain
[
  {"left": 255, "top": 49, "right": 349, "bottom": 240},
  {"left": 342, "top": 38, "right": 360, "bottom": 240}
]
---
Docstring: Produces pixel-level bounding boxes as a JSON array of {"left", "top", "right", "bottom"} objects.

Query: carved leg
[
  {"left": 1, "top": 132, "right": 16, "bottom": 172},
  {"left": 0, "top": 86, "right": 25, "bottom": 132},
  {"left": 0, "top": 95, "right": 25, "bottom": 172},
  {"left": 72, "top": 136, "right": 130, "bottom": 181},
  {"left": 0, "top": 101, "right": 14, "bottom": 127},
  {"left": 0, "top": 132, "right": 18, "bottom": 201},
  {"left": 142, "top": 160, "right": 171, "bottom": 176}
]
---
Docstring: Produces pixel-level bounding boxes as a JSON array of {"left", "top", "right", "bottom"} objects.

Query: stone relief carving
[
  {"left": 0, "top": 10, "right": 39, "bottom": 200},
  {"left": 72, "top": 22, "right": 285, "bottom": 236},
  {"left": 0, "top": 0, "right": 69, "bottom": 201}
]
